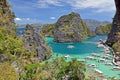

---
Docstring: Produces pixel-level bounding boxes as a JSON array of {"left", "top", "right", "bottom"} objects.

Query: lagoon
[
  {"left": 17, "top": 27, "right": 120, "bottom": 78},
  {"left": 46, "top": 35, "right": 120, "bottom": 78}
]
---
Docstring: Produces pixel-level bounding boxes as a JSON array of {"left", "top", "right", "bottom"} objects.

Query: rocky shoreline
[{"left": 100, "top": 40, "right": 120, "bottom": 66}]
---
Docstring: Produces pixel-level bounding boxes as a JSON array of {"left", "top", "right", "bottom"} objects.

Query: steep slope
[
  {"left": 54, "top": 12, "right": 90, "bottom": 42},
  {"left": 0, "top": 0, "right": 17, "bottom": 62},
  {"left": 95, "top": 24, "right": 112, "bottom": 35},
  {"left": 105, "top": 0, "right": 120, "bottom": 65},
  {"left": 40, "top": 24, "right": 55, "bottom": 37},
  {"left": 23, "top": 24, "right": 52, "bottom": 61},
  {"left": 84, "top": 19, "right": 110, "bottom": 28},
  {"left": 106, "top": 0, "right": 120, "bottom": 47},
  {"left": 0, "top": 0, "right": 15, "bottom": 34}
]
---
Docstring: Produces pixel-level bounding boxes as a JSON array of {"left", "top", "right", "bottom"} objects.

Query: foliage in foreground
[
  {"left": 20, "top": 58, "right": 86, "bottom": 80},
  {"left": 0, "top": 62, "right": 19, "bottom": 80},
  {"left": 0, "top": 27, "right": 34, "bottom": 62}
]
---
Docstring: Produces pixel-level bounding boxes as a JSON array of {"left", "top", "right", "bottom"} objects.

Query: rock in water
[
  {"left": 106, "top": 0, "right": 120, "bottom": 47},
  {"left": 54, "top": 12, "right": 90, "bottom": 42},
  {"left": 23, "top": 24, "right": 52, "bottom": 61}
]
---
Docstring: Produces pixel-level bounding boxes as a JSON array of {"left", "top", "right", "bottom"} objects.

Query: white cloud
[
  {"left": 67, "top": 0, "right": 115, "bottom": 12},
  {"left": 37, "top": 0, "right": 63, "bottom": 8},
  {"left": 15, "top": 18, "right": 22, "bottom": 21},
  {"left": 15, "top": 18, "right": 31, "bottom": 21},
  {"left": 50, "top": 17, "right": 56, "bottom": 20},
  {"left": 36, "top": 0, "right": 115, "bottom": 13},
  {"left": 26, "top": 18, "right": 30, "bottom": 20}
]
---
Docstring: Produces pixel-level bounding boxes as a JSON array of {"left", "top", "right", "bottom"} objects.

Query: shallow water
[{"left": 45, "top": 35, "right": 120, "bottom": 78}]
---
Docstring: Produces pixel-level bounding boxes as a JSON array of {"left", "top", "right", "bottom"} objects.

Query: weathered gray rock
[
  {"left": 106, "top": 0, "right": 120, "bottom": 47},
  {"left": 0, "top": 0, "right": 16, "bottom": 62},
  {"left": 0, "top": 0, "right": 15, "bottom": 26},
  {"left": 40, "top": 24, "right": 55, "bottom": 37},
  {"left": 54, "top": 12, "right": 90, "bottom": 42},
  {"left": 0, "top": 0, "right": 15, "bottom": 34},
  {"left": 23, "top": 24, "right": 52, "bottom": 61},
  {"left": 95, "top": 24, "right": 111, "bottom": 35},
  {"left": 90, "top": 31, "right": 96, "bottom": 36}
]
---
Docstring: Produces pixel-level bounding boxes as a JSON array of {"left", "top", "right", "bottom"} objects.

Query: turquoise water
[{"left": 45, "top": 35, "right": 120, "bottom": 78}]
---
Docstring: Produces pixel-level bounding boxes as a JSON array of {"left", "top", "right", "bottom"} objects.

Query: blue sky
[{"left": 9, "top": 0, "right": 116, "bottom": 24}]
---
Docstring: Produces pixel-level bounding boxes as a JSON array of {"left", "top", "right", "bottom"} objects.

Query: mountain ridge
[
  {"left": 17, "top": 19, "right": 110, "bottom": 28},
  {"left": 83, "top": 19, "right": 110, "bottom": 28}
]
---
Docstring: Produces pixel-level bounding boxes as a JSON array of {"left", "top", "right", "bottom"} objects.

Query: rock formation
[
  {"left": 84, "top": 19, "right": 110, "bottom": 28},
  {"left": 40, "top": 24, "right": 55, "bottom": 37},
  {"left": 106, "top": 0, "right": 120, "bottom": 47},
  {"left": 23, "top": 24, "right": 52, "bottom": 61},
  {"left": 0, "top": 0, "right": 15, "bottom": 34},
  {"left": 95, "top": 24, "right": 111, "bottom": 35},
  {"left": 54, "top": 12, "right": 90, "bottom": 42},
  {"left": 0, "top": 0, "right": 16, "bottom": 62}
]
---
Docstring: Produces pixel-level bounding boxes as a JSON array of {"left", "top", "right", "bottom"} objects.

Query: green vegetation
[
  {"left": 20, "top": 58, "right": 86, "bottom": 80},
  {"left": 40, "top": 24, "right": 55, "bottom": 37},
  {"left": 54, "top": 12, "right": 90, "bottom": 42},
  {"left": 0, "top": 27, "right": 33, "bottom": 62},
  {"left": 41, "top": 12, "right": 90, "bottom": 42},
  {"left": 24, "top": 24, "right": 52, "bottom": 61},
  {"left": 112, "top": 41, "right": 120, "bottom": 52},
  {"left": 95, "top": 23, "right": 112, "bottom": 34},
  {"left": 0, "top": 0, "right": 15, "bottom": 35},
  {"left": 0, "top": 1, "right": 86, "bottom": 80},
  {"left": 0, "top": 62, "right": 19, "bottom": 80},
  {"left": 81, "top": 20, "right": 91, "bottom": 36},
  {"left": 0, "top": 0, "right": 119, "bottom": 80},
  {"left": 0, "top": 0, "right": 40, "bottom": 79},
  {"left": 84, "top": 19, "right": 110, "bottom": 28},
  {"left": 112, "top": 32, "right": 120, "bottom": 53}
]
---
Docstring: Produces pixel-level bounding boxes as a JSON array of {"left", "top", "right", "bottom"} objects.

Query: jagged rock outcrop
[
  {"left": 23, "top": 24, "right": 52, "bottom": 61},
  {"left": 0, "top": 0, "right": 16, "bottom": 62},
  {"left": 106, "top": 0, "right": 120, "bottom": 47},
  {"left": 0, "top": 0, "right": 15, "bottom": 34},
  {"left": 54, "top": 12, "right": 90, "bottom": 42},
  {"left": 40, "top": 24, "right": 55, "bottom": 37},
  {"left": 95, "top": 24, "right": 112, "bottom": 35}
]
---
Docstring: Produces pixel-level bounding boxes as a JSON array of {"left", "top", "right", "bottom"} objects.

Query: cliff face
[
  {"left": 106, "top": 0, "right": 120, "bottom": 47},
  {"left": 0, "top": 0, "right": 16, "bottom": 62},
  {"left": 0, "top": 0, "right": 15, "bottom": 34},
  {"left": 40, "top": 24, "right": 55, "bottom": 37},
  {"left": 23, "top": 24, "right": 52, "bottom": 61},
  {"left": 95, "top": 24, "right": 112, "bottom": 35},
  {"left": 54, "top": 12, "right": 90, "bottom": 42}
]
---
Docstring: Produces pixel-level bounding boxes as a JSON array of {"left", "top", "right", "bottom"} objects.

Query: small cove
[
  {"left": 46, "top": 35, "right": 120, "bottom": 78},
  {"left": 17, "top": 28, "right": 120, "bottom": 78}
]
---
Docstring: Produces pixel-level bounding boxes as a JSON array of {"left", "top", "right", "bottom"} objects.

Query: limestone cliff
[
  {"left": 0, "top": 0, "right": 15, "bottom": 34},
  {"left": 23, "top": 24, "right": 52, "bottom": 61},
  {"left": 0, "top": 0, "right": 16, "bottom": 62},
  {"left": 54, "top": 12, "right": 90, "bottom": 42},
  {"left": 106, "top": 0, "right": 120, "bottom": 47},
  {"left": 40, "top": 24, "right": 55, "bottom": 37},
  {"left": 95, "top": 24, "right": 112, "bottom": 35}
]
